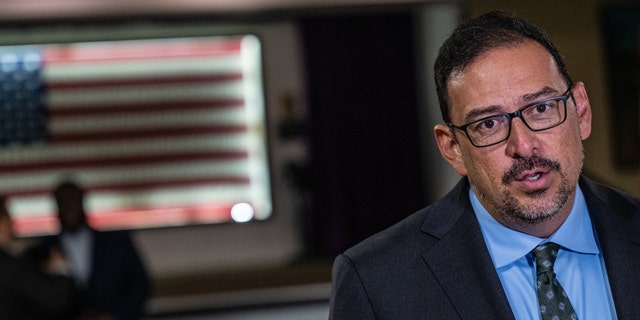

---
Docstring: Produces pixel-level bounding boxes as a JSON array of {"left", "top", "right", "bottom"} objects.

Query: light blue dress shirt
[{"left": 471, "top": 186, "right": 617, "bottom": 319}]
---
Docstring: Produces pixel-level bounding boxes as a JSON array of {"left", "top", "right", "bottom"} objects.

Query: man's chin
[
  {"left": 523, "top": 187, "right": 550, "bottom": 197},
  {"left": 501, "top": 201, "right": 557, "bottom": 225}
]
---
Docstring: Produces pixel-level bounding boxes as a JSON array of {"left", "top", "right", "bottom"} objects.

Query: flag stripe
[
  {"left": 41, "top": 38, "right": 243, "bottom": 63},
  {"left": 13, "top": 201, "right": 241, "bottom": 236},
  {"left": 48, "top": 98, "right": 245, "bottom": 117},
  {"left": 2, "top": 160, "right": 254, "bottom": 197},
  {"left": 47, "top": 81, "right": 244, "bottom": 108},
  {"left": 44, "top": 56, "right": 244, "bottom": 81},
  {"left": 0, "top": 134, "right": 249, "bottom": 163},
  {"left": 11, "top": 184, "right": 256, "bottom": 217},
  {"left": 46, "top": 73, "right": 243, "bottom": 90},
  {"left": 6, "top": 176, "right": 251, "bottom": 198},
  {"left": 0, "top": 150, "right": 249, "bottom": 173},
  {"left": 50, "top": 125, "right": 248, "bottom": 144},
  {"left": 50, "top": 107, "right": 247, "bottom": 134}
]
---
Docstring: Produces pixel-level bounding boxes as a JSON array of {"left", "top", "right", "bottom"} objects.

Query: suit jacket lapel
[
  {"left": 581, "top": 177, "right": 640, "bottom": 319},
  {"left": 421, "top": 178, "right": 515, "bottom": 320}
]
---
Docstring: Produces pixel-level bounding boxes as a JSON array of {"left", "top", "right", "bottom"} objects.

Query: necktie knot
[{"left": 533, "top": 242, "right": 560, "bottom": 274}]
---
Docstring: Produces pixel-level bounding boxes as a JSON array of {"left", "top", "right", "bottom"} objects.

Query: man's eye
[
  {"left": 480, "top": 119, "right": 496, "bottom": 129},
  {"left": 472, "top": 117, "right": 504, "bottom": 132},
  {"left": 533, "top": 101, "right": 556, "bottom": 113}
]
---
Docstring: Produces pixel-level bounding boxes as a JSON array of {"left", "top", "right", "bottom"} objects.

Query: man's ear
[
  {"left": 570, "top": 81, "right": 592, "bottom": 140},
  {"left": 434, "top": 124, "right": 467, "bottom": 176}
]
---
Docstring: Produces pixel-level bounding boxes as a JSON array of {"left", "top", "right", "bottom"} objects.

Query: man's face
[
  {"left": 56, "top": 188, "right": 85, "bottom": 231},
  {"left": 435, "top": 40, "right": 592, "bottom": 236}
]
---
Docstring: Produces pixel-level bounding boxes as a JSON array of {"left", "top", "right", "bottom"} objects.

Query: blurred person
[
  {"left": 30, "top": 180, "right": 151, "bottom": 320},
  {"left": 0, "top": 195, "right": 76, "bottom": 320},
  {"left": 330, "top": 10, "right": 640, "bottom": 319}
]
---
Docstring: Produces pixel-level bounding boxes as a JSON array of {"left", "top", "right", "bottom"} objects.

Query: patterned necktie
[{"left": 532, "top": 242, "right": 578, "bottom": 320}]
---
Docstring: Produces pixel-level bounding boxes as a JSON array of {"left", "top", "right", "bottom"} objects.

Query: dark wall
[{"left": 299, "top": 10, "right": 427, "bottom": 257}]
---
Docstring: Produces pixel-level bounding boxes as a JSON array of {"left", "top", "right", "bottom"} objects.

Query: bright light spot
[{"left": 231, "top": 202, "right": 254, "bottom": 223}]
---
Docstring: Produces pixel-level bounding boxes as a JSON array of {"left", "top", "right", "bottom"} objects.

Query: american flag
[{"left": 0, "top": 35, "right": 272, "bottom": 236}]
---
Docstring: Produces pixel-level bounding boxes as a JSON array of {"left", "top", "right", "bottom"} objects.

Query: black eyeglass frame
[{"left": 447, "top": 88, "right": 574, "bottom": 148}]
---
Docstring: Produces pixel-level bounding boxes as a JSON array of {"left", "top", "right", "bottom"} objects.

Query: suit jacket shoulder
[
  {"left": 331, "top": 178, "right": 514, "bottom": 320},
  {"left": 579, "top": 176, "right": 640, "bottom": 319},
  {"left": 89, "top": 229, "right": 151, "bottom": 320}
]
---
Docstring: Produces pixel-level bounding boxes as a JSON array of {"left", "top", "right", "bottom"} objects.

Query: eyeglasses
[{"left": 447, "top": 89, "right": 572, "bottom": 148}]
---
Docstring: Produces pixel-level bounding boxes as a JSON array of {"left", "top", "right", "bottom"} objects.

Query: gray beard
[
  {"left": 496, "top": 176, "right": 573, "bottom": 225},
  {"left": 475, "top": 155, "right": 575, "bottom": 225}
]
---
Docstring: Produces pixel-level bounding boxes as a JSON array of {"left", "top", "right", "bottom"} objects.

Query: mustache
[{"left": 502, "top": 156, "right": 561, "bottom": 184}]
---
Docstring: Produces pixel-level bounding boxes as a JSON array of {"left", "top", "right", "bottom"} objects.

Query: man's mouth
[
  {"left": 502, "top": 156, "right": 561, "bottom": 184},
  {"left": 522, "top": 172, "right": 542, "bottom": 181}
]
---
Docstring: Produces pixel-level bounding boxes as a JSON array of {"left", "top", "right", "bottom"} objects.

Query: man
[
  {"left": 330, "top": 10, "right": 640, "bottom": 319},
  {"left": 0, "top": 196, "right": 76, "bottom": 320},
  {"left": 30, "top": 181, "right": 151, "bottom": 320}
]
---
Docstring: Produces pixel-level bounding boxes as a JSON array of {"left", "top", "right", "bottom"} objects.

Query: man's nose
[{"left": 504, "top": 117, "right": 539, "bottom": 158}]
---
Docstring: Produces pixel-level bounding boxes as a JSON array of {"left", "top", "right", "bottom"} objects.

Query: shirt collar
[
  {"left": 61, "top": 224, "right": 92, "bottom": 241},
  {"left": 471, "top": 185, "right": 599, "bottom": 269}
]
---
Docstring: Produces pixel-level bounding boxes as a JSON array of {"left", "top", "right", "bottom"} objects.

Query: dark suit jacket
[
  {"left": 30, "top": 227, "right": 151, "bottom": 320},
  {"left": 0, "top": 248, "right": 76, "bottom": 320},
  {"left": 330, "top": 176, "right": 640, "bottom": 319}
]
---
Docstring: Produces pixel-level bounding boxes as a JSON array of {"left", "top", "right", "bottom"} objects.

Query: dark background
[{"left": 299, "top": 10, "right": 427, "bottom": 257}]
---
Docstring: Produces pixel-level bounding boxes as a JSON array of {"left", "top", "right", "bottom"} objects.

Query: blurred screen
[{"left": 0, "top": 35, "right": 272, "bottom": 236}]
